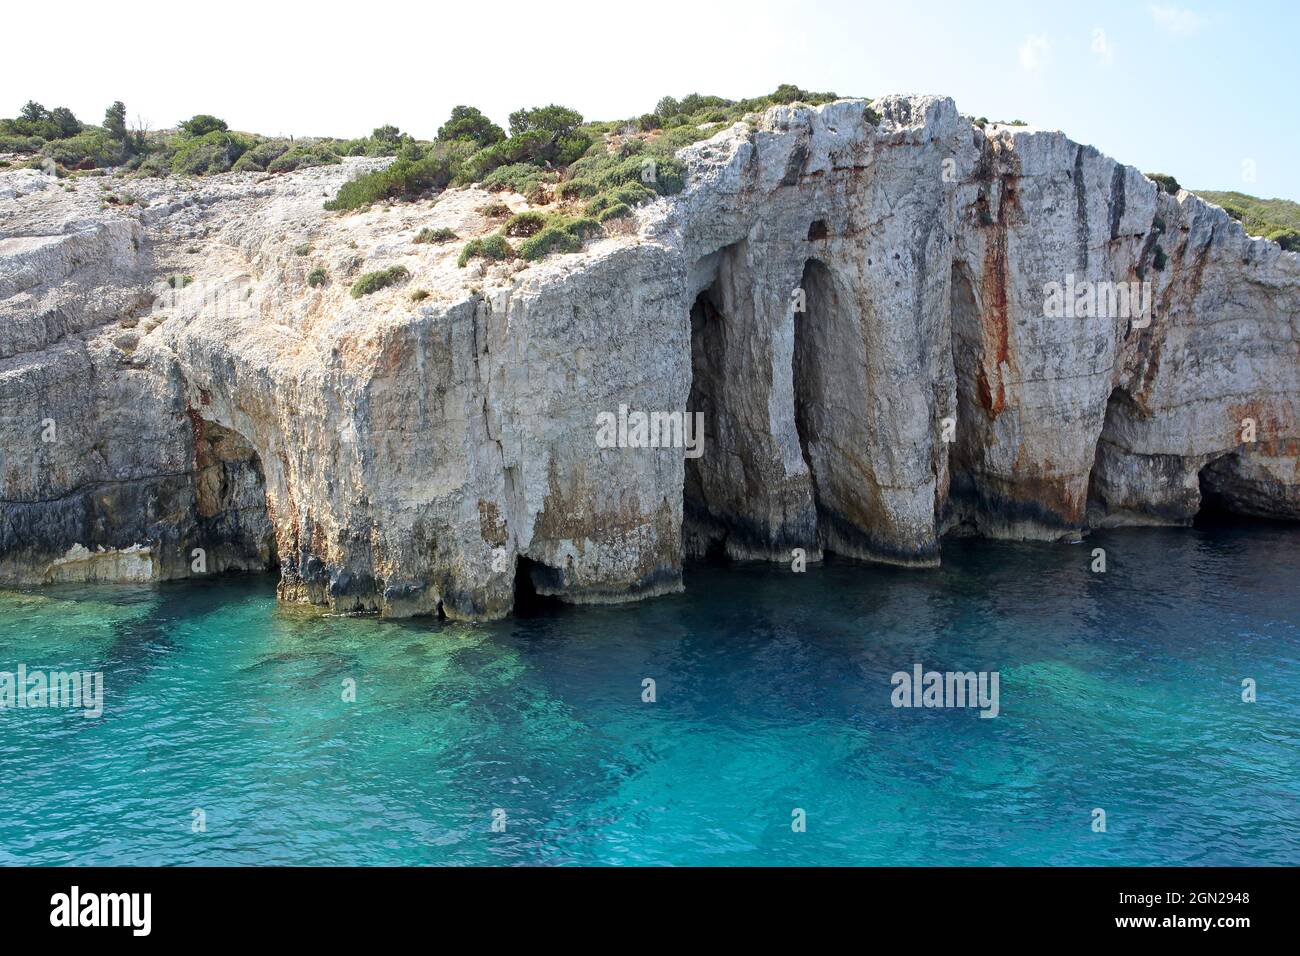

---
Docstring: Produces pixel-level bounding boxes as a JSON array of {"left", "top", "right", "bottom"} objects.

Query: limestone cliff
[{"left": 2, "top": 96, "right": 1296, "bottom": 619}]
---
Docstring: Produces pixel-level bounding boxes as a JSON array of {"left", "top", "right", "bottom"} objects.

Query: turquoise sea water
[{"left": 0, "top": 525, "right": 1296, "bottom": 866}]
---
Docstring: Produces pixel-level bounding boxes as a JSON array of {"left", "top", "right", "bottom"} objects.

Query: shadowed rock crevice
[
  {"left": 1086, "top": 387, "right": 1200, "bottom": 528},
  {"left": 190, "top": 417, "right": 279, "bottom": 573},
  {"left": 682, "top": 242, "right": 820, "bottom": 563},
  {"left": 683, "top": 278, "right": 729, "bottom": 559},
  {"left": 945, "top": 263, "right": 990, "bottom": 536},
  {"left": 1198, "top": 452, "right": 1300, "bottom": 521},
  {"left": 792, "top": 259, "right": 828, "bottom": 507}
]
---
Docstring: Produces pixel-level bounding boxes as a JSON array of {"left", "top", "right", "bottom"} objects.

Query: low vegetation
[
  {"left": 1146, "top": 172, "right": 1181, "bottom": 196},
  {"left": 0, "top": 87, "right": 907, "bottom": 267},
  {"left": 457, "top": 234, "right": 514, "bottom": 268},
  {"left": 414, "top": 226, "right": 457, "bottom": 243},
  {"left": 1193, "top": 190, "right": 1300, "bottom": 252},
  {"left": 324, "top": 147, "right": 466, "bottom": 211},
  {"left": 349, "top": 265, "right": 410, "bottom": 298},
  {"left": 321, "top": 84, "right": 857, "bottom": 225}
]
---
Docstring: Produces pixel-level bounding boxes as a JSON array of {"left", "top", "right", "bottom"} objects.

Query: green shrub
[
  {"left": 0, "top": 133, "right": 45, "bottom": 153},
  {"left": 231, "top": 139, "right": 290, "bottom": 173},
  {"left": 40, "top": 130, "right": 124, "bottom": 169},
  {"left": 508, "top": 104, "right": 581, "bottom": 139},
  {"left": 331, "top": 125, "right": 421, "bottom": 158},
  {"left": 325, "top": 148, "right": 463, "bottom": 210},
  {"left": 414, "top": 226, "right": 457, "bottom": 243},
  {"left": 294, "top": 243, "right": 312, "bottom": 256},
  {"left": 456, "top": 128, "right": 588, "bottom": 182},
  {"left": 1195, "top": 191, "right": 1300, "bottom": 251},
  {"left": 437, "top": 105, "right": 505, "bottom": 149},
  {"left": 457, "top": 234, "right": 514, "bottom": 267},
  {"left": 647, "top": 85, "right": 841, "bottom": 136},
  {"left": 477, "top": 201, "right": 510, "bottom": 218},
  {"left": 455, "top": 105, "right": 592, "bottom": 183},
  {"left": 560, "top": 152, "right": 684, "bottom": 200},
  {"left": 171, "top": 131, "right": 247, "bottom": 175},
  {"left": 130, "top": 154, "right": 171, "bottom": 178},
  {"left": 480, "top": 162, "right": 551, "bottom": 195},
  {"left": 564, "top": 217, "right": 602, "bottom": 241},
  {"left": 266, "top": 143, "right": 341, "bottom": 173},
  {"left": 307, "top": 267, "right": 328, "bottom": 287},
  {"left": 167, "top": 274, "right": 193, "bottom": 289},
  {"left": 1147, "top": 172, "right": 1181, "bottom": 195},
  {"left": 517, "top": 224, "right": 581, "bottom": 260},
  {"left": 654, "top": 124, "right": 719, "bottom": 151},
  {"left": 503, "top": 211, "right": 546, "bottom": 237},
  {"left": 597, "top": 202, "right": 632, "bottom": 222},
  {"left": 410, "top": 288, "right": 430, "bottom": 302},
  {"left": 516, "top": 216, "right": 601, "bottom": 261},
  {"left": 180, "top": 114, "right": 229, "bottom": 137},
  {"left": 3, "top": 101, "right": 88, "bottom": 141},
  {"left": 584, "top": 182, "right": 654, "bottom": 215},
  {"left": 1266, "top": 228, "right": 1300, "bottom": 252},
  {"left": 231, "top": 152, "right": 263, "bottom": 173},
  {"left": 350, "top": 265, "right": 410, "bottom": 297}
]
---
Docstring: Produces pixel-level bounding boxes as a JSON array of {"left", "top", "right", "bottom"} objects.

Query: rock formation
[{"left": 2, "top": 96, "right": 1296, "bottom": 619}]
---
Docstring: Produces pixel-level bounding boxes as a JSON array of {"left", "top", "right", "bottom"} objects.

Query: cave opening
[
  {"left": 511, "top": 555, "right": 567, "bottom": 616},
  {"left": 1194, "top": 455, "right": 1239, "bottom": 526},
  {"left": 683, "top": 277, "right": 730, "bottom": 561},
  {"left": 792, "top": 258, "right": 832, "bottom": 529},
  {"left": 1192, "top": 453, "right": 1291, "bottom": 528},
  {"left": 1085, "top": 386, "right": 1139, "bottom": 525},
  {"left": 191, "top": 418, "right": 279, "bottom": 575}
]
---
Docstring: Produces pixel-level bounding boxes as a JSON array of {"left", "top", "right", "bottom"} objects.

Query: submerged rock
[{"left": 1, "top": 97, "right": 1296, "bottom": 619}]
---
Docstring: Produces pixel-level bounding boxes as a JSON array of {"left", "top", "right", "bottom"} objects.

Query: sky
[{"left": 3, "top": 0, "right": 1297, "bottom": 199}]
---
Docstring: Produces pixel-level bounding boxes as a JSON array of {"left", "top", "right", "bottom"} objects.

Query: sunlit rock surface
[{"left": 2, "top": 96, "right": 1296, "bottom": 618}]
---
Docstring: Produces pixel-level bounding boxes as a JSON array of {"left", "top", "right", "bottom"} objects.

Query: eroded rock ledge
[{"left": 2, "top": 96, "right": 1296, "bottom": 619}]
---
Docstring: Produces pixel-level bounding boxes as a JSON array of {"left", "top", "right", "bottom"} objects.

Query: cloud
[
  {"left": 1147, "top": 4, "right": 1205, "bottom": 36},
  {"left": 1019, "top": 34, "right": 1051, "bottom": 72}
]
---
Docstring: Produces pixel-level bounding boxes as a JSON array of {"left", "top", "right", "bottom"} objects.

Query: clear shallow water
[{"left": 0, "top": 525, "right": 1296, "bottom": 866}]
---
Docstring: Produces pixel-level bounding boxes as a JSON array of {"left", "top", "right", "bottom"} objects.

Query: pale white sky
[{"left": 4, "top": 0, "right": 1297, "bottom": 199}]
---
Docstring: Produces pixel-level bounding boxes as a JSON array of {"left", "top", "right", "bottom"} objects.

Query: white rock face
[{"left": 1, "top": 97, "right": 1296, "bottom": 619}]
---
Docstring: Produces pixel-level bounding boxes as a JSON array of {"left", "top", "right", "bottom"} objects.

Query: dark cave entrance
[
  {"left": 683, "top": 276, "right": 730, "bottom": 562},
  {"left": 191, "top": 418, "right": 278, "bottom": 575},
  {"left": 511, "top": 555, "right": 567, "bottom": 616},
  {"left": 792, "top": 257, "right": 833, "bottom": 522},
  {"left": 1194, "top": 455, "right": 1239, "bottom": 525}
]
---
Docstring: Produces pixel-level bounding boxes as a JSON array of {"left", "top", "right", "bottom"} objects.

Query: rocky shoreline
[{"left": 2, "top": 95, "right": 1296, "bottom": 619}]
